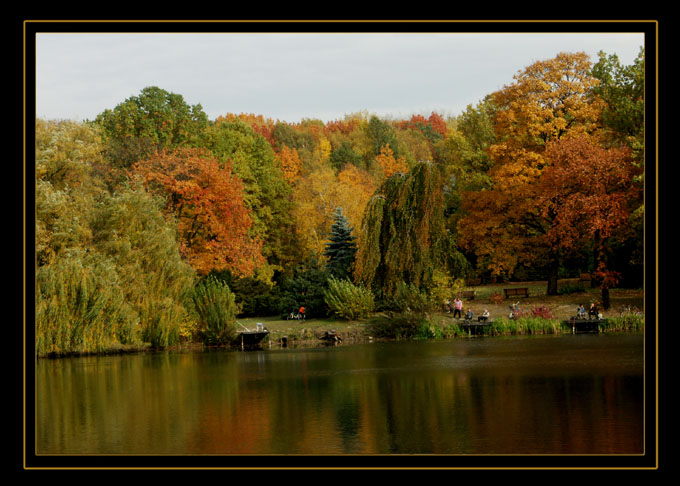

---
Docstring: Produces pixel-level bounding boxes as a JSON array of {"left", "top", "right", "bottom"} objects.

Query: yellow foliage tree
[
  {"left": 291, "top": 167, "right": 339, "bottom": 258},
  {"left": 336, "top": 164, "right": 377, "bottom": 250},
  {"left": 291, "top": 164, "right": 377, "bottom": 260}
]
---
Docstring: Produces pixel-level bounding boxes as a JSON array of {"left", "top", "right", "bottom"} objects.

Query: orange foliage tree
[
  {"left": 458, "top": 52, "right": 605, "bottom": 294},
  {"left": 396, "top": 112, "right": 447, "bottom": 139},
  {"left": 131, "top": 147, "right": 265, "bottom": 276},
  {"left": 275, "top": 145, "right": 302, "bottom": 184},
  {"left": 374, "top": 144, "right": 409, "bottom": 180},
  {"left": 538, "top": 135, "right": 638, "bottom": 308}
]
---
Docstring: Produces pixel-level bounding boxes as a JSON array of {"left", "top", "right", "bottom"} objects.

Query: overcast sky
[{"left": 35, "top": 31, "right": 645, "bottom": 124}]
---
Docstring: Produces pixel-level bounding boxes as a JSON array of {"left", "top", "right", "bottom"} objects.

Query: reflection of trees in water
[{"left": 37, "top": 337, "right": 643, "bottom": 455}]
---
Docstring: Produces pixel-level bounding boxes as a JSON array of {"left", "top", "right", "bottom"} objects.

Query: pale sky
[{"left": 35, "top": 31, "right": 645, "bottom": 124}]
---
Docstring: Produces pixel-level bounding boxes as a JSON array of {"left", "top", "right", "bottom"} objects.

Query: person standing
[{"left": 453, "top": 297, "right": 463, "bottom": 319}]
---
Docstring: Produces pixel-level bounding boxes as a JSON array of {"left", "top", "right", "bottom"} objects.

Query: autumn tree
[
  {"left": 291, "top": 164, "right": 376, "bottom": 262},
  {"left": 95, "top": 86, "right": 209, "bottom": 170},
  {"left": 394, "top": 128, "right": 433, "bottom": 167},
  {"left": 335, "top": 164, "right": 377, "bottom": 236},
  {"left": 203, "top": 118, "right": 297, "bottom": 279},
  {"left": 539, "top": 135, "right": 639, "bottom": 308},
  {"left": 396, "top": 112, "right": 447, "bottom": 145},
  {"left": 131, "top": 147, "right": 264, "bottom": 277},
  {"left": 271, "top": 120, "right": 321, "bottom": 172},
  {"left": 374, "top": 144, "right": 409, "bottom": 180},
  {"left": 458, "top": 52, "right": 605, "bottom": 294},
  {"left": 275, "top": 145, "right": 302, "bottom": 184},
  {"left": 290, "top": 166, "right": 338, "bottom": 258}
]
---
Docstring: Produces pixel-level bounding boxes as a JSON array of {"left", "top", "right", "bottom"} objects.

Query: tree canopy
[{"left": 34, "top": 48, "right": 645, "bottom": 354}]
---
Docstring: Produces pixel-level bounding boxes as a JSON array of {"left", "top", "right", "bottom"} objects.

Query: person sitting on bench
[{"left": 479, "top": 309, "right": 490, "bottom": 322}]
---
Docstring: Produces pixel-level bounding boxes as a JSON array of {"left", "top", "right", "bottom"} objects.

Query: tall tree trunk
[
  {"left": 546, "top": 250, "right": 560, "bottom": 296},
  {"left": 593, "top": 231, "right": 611, "bottom": 311},
  {"left": 601, "top": 287, "right": 611, "bottom": 311}
]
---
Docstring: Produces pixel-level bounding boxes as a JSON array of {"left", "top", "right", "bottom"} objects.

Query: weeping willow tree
[
  {"left": 35, "top": 251, "right": 138, "bottom": 356},
  {"left": 354, "top": 162, "right": 454, "bottom": 298},
  {"left": 35, "top": 120, "right": 197, "bottom": 355}
]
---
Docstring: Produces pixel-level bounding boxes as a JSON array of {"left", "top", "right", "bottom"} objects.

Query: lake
[{"left": 35, "top": 333, "right": 644, "bottom": 459}]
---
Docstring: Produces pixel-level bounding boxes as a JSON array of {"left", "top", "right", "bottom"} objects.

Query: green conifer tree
[{"left": 324, "top": 207, "right": 358, "bottom": 280}]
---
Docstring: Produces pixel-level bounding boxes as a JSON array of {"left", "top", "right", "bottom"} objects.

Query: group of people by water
[
  {"left": 444, "top": 297, "right": 490, "bottom": 322},
  {"left": 444, "top": 298, "right": 603, "bottom": 323},
  {"left": 576, "top": 303, "right": 601, "bottom": 320}
]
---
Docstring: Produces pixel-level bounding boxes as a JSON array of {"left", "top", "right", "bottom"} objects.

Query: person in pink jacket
[{"left": 453, "top": 297, "right": 463, "bottom": 319}]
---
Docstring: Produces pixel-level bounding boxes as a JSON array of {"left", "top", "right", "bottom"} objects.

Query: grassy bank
[{"left": 238, "top": 281, "right": 645, "bottom": 346}]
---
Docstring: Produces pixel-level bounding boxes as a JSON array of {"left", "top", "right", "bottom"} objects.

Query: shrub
[
  {"left": 426, "top": 270, "right": 465, "bottom": 308},
  {"left": 324, "top": 278, "right": 375, "bottom": 320},
  {"left": 368, "top": 315, "right": 430, "bottom": 340},
  {"left": 530, "top": 305, "right": 556, "bottom": 319},
  {"left": 192, "top": 276, "right": 239, "bottom": 345},
  {"left": 385, "top": 282, "right": 438, "bottom": 316},
  {"left": 489, "top": 291, "right": 505, "bottom": 304},
  {"left": 368, "top": 282, "right": 439, "bottom": 338}
]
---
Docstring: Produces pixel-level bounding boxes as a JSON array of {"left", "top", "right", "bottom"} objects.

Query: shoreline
[
  {"left": 35, "top": 284, "right": 645, "bottom": 359},
  {"left": 36, "top": 313, "right": 644, "bottom": 359}
]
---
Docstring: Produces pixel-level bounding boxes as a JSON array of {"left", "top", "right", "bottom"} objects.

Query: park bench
[
  {"left": 503, "top": 287, "right": 529, "bottom": 298},
  {"left": 461, "top": 290, "right": 476, "bottom": 300},
  {"left": 466, "top": 278, "right": 482, "bottom": 286}
]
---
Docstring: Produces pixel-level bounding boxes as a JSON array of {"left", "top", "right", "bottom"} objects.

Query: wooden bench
[
  {"left": 503, "top": 287, "right": 529, "bottom": 298},
  {"left": 465, "top": 278, "right": 482, "bottom": 286},
  {"left": 461, "top": 290, "right": 476, "bottom": 300}
]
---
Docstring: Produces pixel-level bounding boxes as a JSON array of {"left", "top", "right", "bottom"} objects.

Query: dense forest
[{"left": 34, "top": 49, "right": 645, "bottom": 356}]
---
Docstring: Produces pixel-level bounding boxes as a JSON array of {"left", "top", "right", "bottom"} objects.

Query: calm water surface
[{"left": 36, "top": 333, "right": 644, "bottom": 455}]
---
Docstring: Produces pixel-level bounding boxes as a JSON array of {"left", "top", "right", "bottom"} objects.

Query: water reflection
[{"left": 36, "top": 334, "right": 643, "bottom": 455}]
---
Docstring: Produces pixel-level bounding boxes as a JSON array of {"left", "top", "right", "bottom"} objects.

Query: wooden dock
[
  {"left": 564, "top": 318, "right": 604, "bottom": 333},
  {"left": 235, "top": 322, "right": 269, "bottom": 349},
  {"left": 458, "top": 319, "right": 492, "bottom": 335}
]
